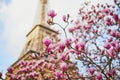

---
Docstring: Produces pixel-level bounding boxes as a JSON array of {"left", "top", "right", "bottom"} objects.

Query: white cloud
[
  {"left": 0, "top": 2, "right": 8, "bottom": 22},
  {"left": 1, "top": 0, "right": 38, "bottom": 57}
]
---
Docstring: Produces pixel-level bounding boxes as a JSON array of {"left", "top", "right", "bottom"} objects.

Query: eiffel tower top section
[{"left": 34, "top": 0, "right": 48, "bottom": 25}]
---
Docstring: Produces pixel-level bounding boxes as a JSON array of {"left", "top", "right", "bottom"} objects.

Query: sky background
[{"left": 0, "top": 0, "right": 114, "bottom": 77}]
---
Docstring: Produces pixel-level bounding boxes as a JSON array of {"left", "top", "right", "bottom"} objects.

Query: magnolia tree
[
  {"left": 47, "top": 0, "right": 120, "bottom": 79},
  {"left": 1, "top": 0, "right": 120, "bottom": 80}
]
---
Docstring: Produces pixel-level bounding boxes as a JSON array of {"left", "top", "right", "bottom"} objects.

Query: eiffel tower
[
  {"left": 19, "top": 0, "right": 58, "bottom": 58},
  {"left": 5, "top": 0, "right": 79, "bottom": 79}
]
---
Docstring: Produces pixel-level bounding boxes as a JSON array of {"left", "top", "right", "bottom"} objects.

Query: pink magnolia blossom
[
  {"left": 110, "top": 30, "right": 116, "bottom": 37},
  {"left": 54, "top": 70, "right": 62, "bottom": 79},
  {"left": 48, "top": 63, "right": 52, "bottom": 69},
  {"left": 110, "top": 69, "right": 116, "bottom": 76},
  {"left": 88, "top": 19, "right": 94, "bottom": 24},
  {"left": 98, "top": 15, "right": 104, "bottom": 20},
  {"left": 27, "top": 72, "right": 35, "bottom": 78},
  {"left": 75, "top": 19, "right": 80, "bottom": 25},
  {"left": 107, "top": 29, "right": 111, "bottom": 33},
  {"left": 108, "top": 38, "right": 113, "bottom": 42},
  {"left": 17, "top": 75, "right": 22, "bottom": 80},
  {"left": 49, "top": 57, "right": 55, "bottom": 63},
  {"left": 61, "top": 53, "right": 68, "bottom": 61},
  {"left": 116, "top": 32, "right": 120, "bottom": 38},
  {"left": 7, "top": 67, "right": 14, "bottom": 73},
  {"left": 89, "top": 68, "right": 95, "bottom": 75},
  {"left": 114, "top": 0, "right": 117, "bottom": 3},
  {"left": 74, "top": 70, "right": 79, "bottom": 74},
  {"left": 75, "top": 43, "right": 80, "bottom": 51},
  {"left": 62, "top": 15, "right": 66, "bottom": 22},
  {"left": 60, "top": 62, "right": 67, "bottom": 72},
  {"left": 30, "top": 73, "right": 34, "bottom": 79},
  {"left": 26, "top": 73, "right": 30, "bottom": 78},
  {"left": 79, "top": 42, "right": 85, "bottom": 50},
  {"left": 43, "top": 37, "right": 51, "bottom": 46},
  {"left": 96, "top": 73, "right": 102, "bottom": 80},
  {"left": 24, "top": 67, "right": 29, "bottom": 72},
  {"left": 38, "top": 60, "right": 44, "bottom": 66},
  {"left": 51, "top": 33, "right": 57, "bottom": 37},
  {"left": 110, "top": 12, "right": 113, "bottom": 16},
  {"left": 106, "top": 48, "right": 115, "bottom": 58},
  {"left": 75, "top": 51, "right": 81, "bottom": 55},
  {"left": 0, "top": 72, "right": 2, "bottom": 78},
  {"left": 58, "top": 43, "right": 65, "bottom": 51},
  {"left": 47, "top": 10, "right": 57, "bottom": 18},
  {"left": 74, "top": 37, "right": 79, "bottom": 43},
  {"left": 104, "top": 43, "right": 111, "bottom": 49},
  {"left": 102, "top": 9, "right": 110, "bottom": 14},
  {"left": 75, "top": 42, "right": 85, "bottom": 52},
  {"left": 65, "top": 38, "right": 72, "bottom": 46},
  {"left": 46, "top": 44, "right": 53, "bottom": 53},
  {"left": 74, "top": 25, "right": 81, "bottom": 29},
  {"left": 106, "top": 18, "right": 112, "bottom": 26},
  {"left": 92, "top": 55, "right": 98, "bottom": 60},
  {"left": 69, "top": 49, "right": 75, "bottom": 53},
  {"left": 21, "top": 77, "right": 25, "bottom": 80},
  {"left": 84, "top": 25, "right": 91, "bottom": 30},
  {"left": 107, "top": 69, "right": 116, "bottom": 77},
  {"left": 68, "top": 27, "right": 75, "bottom": 33},
  {"left": 113, "top": 14, "right": 119, "bottom": 22},
  {"left": 42, "top": 62, "right": 47, "bottom": 68},
  {"left": 112, "top": 40, "right": 119, "bottom": 52}
]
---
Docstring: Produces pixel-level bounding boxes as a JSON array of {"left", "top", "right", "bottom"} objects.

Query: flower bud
[
  {"left": 54, "top": 70, "right": 62, "bottom": 79},
  {"left": 89, "top": 68, "right": 95, "bottom": 75},
  {"left": 43, "top": 37, "right": 51, "bottom": 46},
  {"left": 65, "top": 38, "right": 72, "bottom": 46},
  {"left": 104, "top": 43, "right": 111, "bottom": 49},
  {"left": 68, "top": 27, "right": 75, "bottom": 33},
  {"left": 96, "top": 73, "right": 102, "bottom": 80},
  {"left": 113, "top": 14, "right": 118, "bottom": 22},
  {"left": 58, "top": 43, "right": 65, "bottom": 51},
  {"left": 47, "top": 19, "right": 52, "bottom": 24},
  {"left": 60, "top": 62, "right": 67, "bottom": 72},
  {"left": 0, "top": 72, "right": 2, "bottom": 78},
  {"left": 62, "top": 15, "right": 67, "bottom": 22},
  {"left": 47, "top": 10, "right": 57, "bottom": 18},
  {"left": 7, "top": 67, "right": 14, "bottom": 73}
]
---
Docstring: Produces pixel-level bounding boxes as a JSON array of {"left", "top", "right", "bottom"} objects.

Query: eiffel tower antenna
[{"left": 34, "top": 0, "right": 48, "bottom": 25}]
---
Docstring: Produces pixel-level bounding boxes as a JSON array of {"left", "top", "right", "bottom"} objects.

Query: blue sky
[
  {"left": 0, "top": 0, "right": 13, "bottom": 74},
  {"left": 0, "top": 0, "right": 11, "bottom": 5},
  {"left": 0, "top": 0, "right": 114, "bottom": 77}
]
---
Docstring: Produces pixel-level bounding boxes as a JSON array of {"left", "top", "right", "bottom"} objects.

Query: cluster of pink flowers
[
  {"left": 4, "top": 1, "right": 120, "bottom": 80},
  {"left": 45, "top": 1, "right": 120, "bottom": 79},
  {"left": 104, "top": 39, "right": 119, "bottom": 58},
  {"left": 75, "top": 42, "right": 85, "bottom": 52}
]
